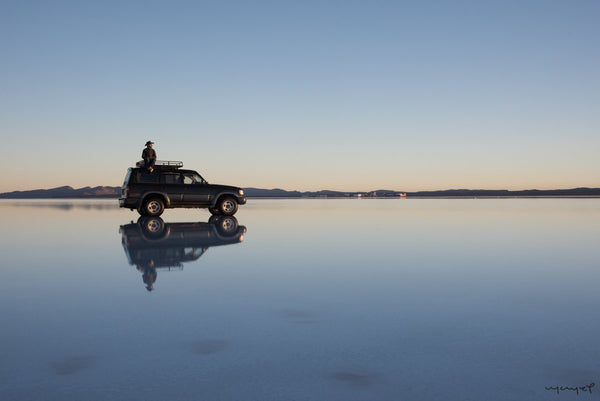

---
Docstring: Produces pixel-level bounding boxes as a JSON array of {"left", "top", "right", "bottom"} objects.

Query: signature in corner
[{"left": 545, "top": 382, "right": 595, "bottom": 395}]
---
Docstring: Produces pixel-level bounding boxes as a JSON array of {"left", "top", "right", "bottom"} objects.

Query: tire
[
  {"left": 138, "top": 217, "right": 167, "bottom": 239},
  {"left": 209, "top": 207, "right": 221, "bottom": 215},
  {"left": 141, "top": 217, "right": 164, "bottom": 233},
  {"left": 218, "top": 216, "right": 238, "bottom": 235},
  {"left": 142, "top": 197, "right": 165, "bottom": 217},
  {"left": 209, "top": 215, "right": 238, "bottom": 235},
  {"left": 216, "top": 196, "right": 238, "bottom": 216}
]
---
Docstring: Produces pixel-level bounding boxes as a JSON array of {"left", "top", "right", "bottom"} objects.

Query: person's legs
[{"left": 143, "top": 158, "right": 155, "bottom": 172}]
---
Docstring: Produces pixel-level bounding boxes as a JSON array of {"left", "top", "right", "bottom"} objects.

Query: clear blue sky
[{"left": 1, "top": 0, "right": 598, "bottom": 192}]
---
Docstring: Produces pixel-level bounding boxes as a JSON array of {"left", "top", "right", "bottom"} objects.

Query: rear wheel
[
  {"left": 142, "top": 197, "right": 165, "bottom": 217},
  {"left": 138, "top": 217, "right": 167, "bottom": 239},
  {"left": 216, "top": 197, "right": 238, "bottom": 216},
  {"left": 142, "top": 217, "right": 164, "bottom": 233}
]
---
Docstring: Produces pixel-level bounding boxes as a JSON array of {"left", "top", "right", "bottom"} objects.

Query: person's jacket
[{"left": 142, "top": 147, "right": 156, "bottom": 159}]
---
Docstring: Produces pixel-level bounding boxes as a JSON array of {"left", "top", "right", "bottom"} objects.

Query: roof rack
[
  {"left": 155, "top": 160, "right": 183, "bottom": 168},
  {"left": 136, "top": 160, "right": 183, "bottom": 169}
]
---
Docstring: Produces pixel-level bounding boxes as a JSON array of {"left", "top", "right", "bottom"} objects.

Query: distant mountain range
[
  {"left": 1, "top": 186, "right": 599, "bottom": 199},
  {"left": 0, "top": 186, "right": 121, "bottom": 198}
]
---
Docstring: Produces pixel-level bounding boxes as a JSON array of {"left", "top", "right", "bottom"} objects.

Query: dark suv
[
  {"left": 119, "top": 216, "right": 246, "bottom": 291},
  {"left": 119, "top": 161, "right": 246, "bottom": 217}
]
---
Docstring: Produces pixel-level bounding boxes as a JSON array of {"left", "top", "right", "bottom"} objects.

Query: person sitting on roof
[{"left": 142, "top": 141, "right": 157, "bottom": 173}]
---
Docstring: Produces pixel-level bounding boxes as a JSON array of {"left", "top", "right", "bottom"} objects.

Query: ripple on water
[
  {"left": 279, "top": 308, "right": 319, "bottom": 324},
  {"left": 329, "top": 371, "right": 378, "bottom": 387},
  {"left": 190, "top": 340, "right": 229, "bottom": 355},
  {"left": 51, "top": 356, "right": 95, "bottom": 376}
]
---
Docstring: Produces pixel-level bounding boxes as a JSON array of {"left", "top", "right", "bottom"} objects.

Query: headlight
[{"left": 239, "top": 189, "right": 244, "bottom": 196}]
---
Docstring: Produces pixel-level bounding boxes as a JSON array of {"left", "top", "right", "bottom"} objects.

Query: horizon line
[{"left": 1, "top": 184, "right": 600, "bottom": 195}]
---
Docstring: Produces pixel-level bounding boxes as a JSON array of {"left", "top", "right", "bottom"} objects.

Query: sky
[{"left": 1, "top": 0, "right": 598, "bottom": 192}]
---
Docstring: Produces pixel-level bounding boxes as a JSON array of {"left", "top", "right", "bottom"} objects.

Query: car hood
[{"left": 207, "top": 184, "right": 243, "bottom": 193}]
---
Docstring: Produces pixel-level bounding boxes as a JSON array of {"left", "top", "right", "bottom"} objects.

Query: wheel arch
[
  {"left": 211, "top": 192, "right": 239, "bottom": 208},
  {"left": 138, "top": 192, "right": 171, "bottom": 209}
]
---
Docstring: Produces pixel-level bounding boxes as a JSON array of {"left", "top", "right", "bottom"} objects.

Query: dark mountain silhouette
[
  {"left": 405, "top": 187, "right": 600, "bottom": 197},
  {"left": 0, "top": 186, "right": 120, "bottom": 198},
  {"left": 241, "top": 187, "right": 600, "bottom": 197},
  {"left": 243, "top": 187, "right": 303, "bottom": 197},
  {"left": 1, "top": 186, "right": 599, "bottom": 199}
]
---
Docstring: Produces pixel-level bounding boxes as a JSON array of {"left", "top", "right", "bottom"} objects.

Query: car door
[
  {"left": 181, "top": 172, "right": 210, "bottom": 205},
  {"left": 160, "top": 172, "right": 185, "bottom": 205}
]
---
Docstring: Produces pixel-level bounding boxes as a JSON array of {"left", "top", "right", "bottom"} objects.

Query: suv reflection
[{"left": 119, "top": 216, "right": 246, "bottom": 291}]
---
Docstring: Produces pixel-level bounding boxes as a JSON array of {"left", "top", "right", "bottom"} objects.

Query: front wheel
[
  {"left": 142, "top": 197, "right": 165, "bottom": 217},
  {"left": 216, "top": 197, "right": 238, "bottom": 216},
  {"left": 209, "top": 215, "right": 239, "bottom": 235}
]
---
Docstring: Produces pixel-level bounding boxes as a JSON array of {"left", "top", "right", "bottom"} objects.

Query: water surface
[{"left": 1, "top": 198, "right": 599, "bottom": 400}]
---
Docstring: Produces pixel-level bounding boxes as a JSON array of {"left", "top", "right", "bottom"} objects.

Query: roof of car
[{"left": 131, "top": 166, "right": 199, "bottom": 174}]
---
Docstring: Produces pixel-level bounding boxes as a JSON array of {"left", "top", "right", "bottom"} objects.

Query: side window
[
  {"left": 162, "top": 173, "right": 181, "bottom": 184},
  {"left": 135, "top": 171, "right": 160, "bottom": 183},
  {"left": 183, "top": 174, "right": 195, "bottom": 185},
  {"left": 182, "top": 173, "right": 203, "bottom": 184}
]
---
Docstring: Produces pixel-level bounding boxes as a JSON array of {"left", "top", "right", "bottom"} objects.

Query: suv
[
  {"left": 119, "top": 161, "right": 246, "bottom": 217},
  {"left": 120, "top": 216, "right": 246, "bottom": 268},
  {"left": 119, "top": 216, "right": 246, "bottom": 291}
]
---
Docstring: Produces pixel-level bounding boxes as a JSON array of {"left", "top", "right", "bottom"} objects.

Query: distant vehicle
[
  {"left": 119, "top": 161, "right": 246, "bottom": 217},
  {"left": 119, "top": 215, "right": 246, "bottom": 291}
]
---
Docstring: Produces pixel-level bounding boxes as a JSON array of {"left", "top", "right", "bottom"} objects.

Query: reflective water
[{"left": 1, "top": 198, "right": 599, "bottom": 400}]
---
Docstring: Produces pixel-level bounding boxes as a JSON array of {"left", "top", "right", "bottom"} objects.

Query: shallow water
[{"left": 1, "top": 198, "right": 599, "bottom": 400}]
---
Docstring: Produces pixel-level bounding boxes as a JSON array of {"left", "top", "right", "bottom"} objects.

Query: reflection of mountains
[
  {"left": 119, "top": 216, "right": 246, "bottom": 291},
  {"left": 3, "top": 201, "right": 117, "bottom": 210}
]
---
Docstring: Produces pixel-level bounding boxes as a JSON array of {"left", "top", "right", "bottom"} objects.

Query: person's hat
[{"left": 145, "top": 141, "right": 154, "bottom": 145}]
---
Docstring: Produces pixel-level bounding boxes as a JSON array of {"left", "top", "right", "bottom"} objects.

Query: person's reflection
[
  {"left": 119, "top": 215, "right": 246, "bottom": 292},
  {"left": 138, "top": 259, "right": 157, "bottom": 291}
]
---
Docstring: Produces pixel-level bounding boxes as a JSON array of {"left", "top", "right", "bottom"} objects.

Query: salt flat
[{"left": 0, "top": 198, "right": 598, "bottom": 400}]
